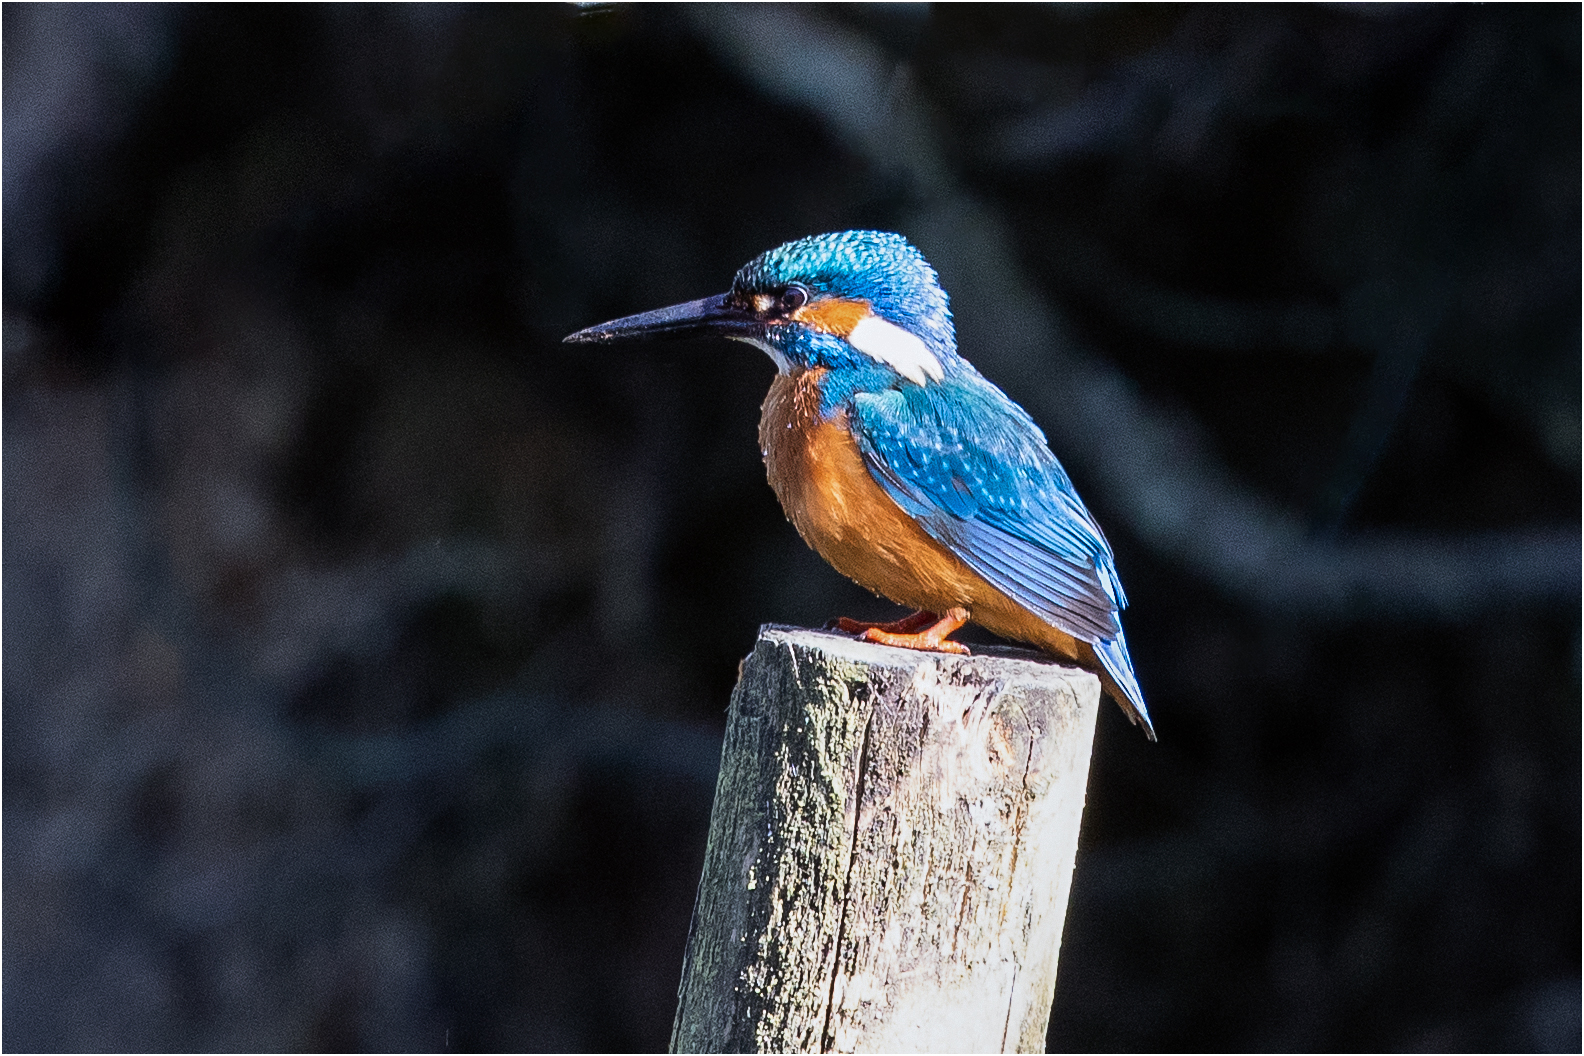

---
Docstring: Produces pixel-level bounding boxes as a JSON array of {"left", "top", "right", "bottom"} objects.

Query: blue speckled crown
[{"left": 732, "top": 231, "right": 957, "bottom": 356}]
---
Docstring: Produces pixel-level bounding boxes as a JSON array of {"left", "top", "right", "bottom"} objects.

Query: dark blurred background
[{"left": 4, "top": 3, "right": 1579, "bottom": 1052}]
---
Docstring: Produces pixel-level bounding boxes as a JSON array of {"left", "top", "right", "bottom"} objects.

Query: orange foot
[
  {"left": 833, "top": 609, "right": 940, "bottom": 635},
  {"left": 850, "top": 606, "right": 971, "bottom": 656}
]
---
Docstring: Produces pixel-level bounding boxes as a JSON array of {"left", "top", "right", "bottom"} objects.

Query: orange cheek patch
[{"left": 791, "top": 296, "right": 872, "bottom": 337}]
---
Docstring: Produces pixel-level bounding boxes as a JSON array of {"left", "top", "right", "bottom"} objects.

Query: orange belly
[{"left": 758, "top": 369, "right": 1087, "bottom": 668}]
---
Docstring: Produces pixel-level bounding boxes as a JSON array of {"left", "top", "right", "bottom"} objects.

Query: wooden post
[{"left": 671, "top": 626, "right": 1101, "bottom": 1054}]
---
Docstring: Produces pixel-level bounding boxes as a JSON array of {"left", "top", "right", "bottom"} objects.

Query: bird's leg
[
  {"left": 856, "top": 606, "right": 971, "bottom": 656},
  {"left": 833, "top": 610, "right": 939, "bottom": 635}
]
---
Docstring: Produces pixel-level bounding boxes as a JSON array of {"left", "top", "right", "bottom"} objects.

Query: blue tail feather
[{"left": 1092, "top": 630, "right": 1154, "bottom": 741}]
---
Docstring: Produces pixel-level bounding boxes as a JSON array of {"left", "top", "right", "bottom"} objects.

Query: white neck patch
[
  {"left": 729, "top": 334, "right": 793, "bottom": 374},
  {"left": 847, "top": 314, "right": 945, "bottom": 386}
]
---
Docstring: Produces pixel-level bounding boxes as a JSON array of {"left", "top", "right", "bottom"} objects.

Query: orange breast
[{"left": 758, "top": 369, "right": 1084, "bottom": 666}]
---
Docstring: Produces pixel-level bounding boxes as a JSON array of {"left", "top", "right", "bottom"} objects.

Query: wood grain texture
[{"left": 671, "top": 626, "right": 1100, "bottom": 1054}]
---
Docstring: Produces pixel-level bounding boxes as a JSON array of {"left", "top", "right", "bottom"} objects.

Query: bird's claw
[
  {"left": 833, "top": 610, "right": 939, "bottom": 635},
  {"left": 852, "top": 607, "right": 971, "bottom": 656}
]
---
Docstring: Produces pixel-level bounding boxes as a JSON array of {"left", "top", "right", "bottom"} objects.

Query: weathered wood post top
[{"left": 672, "top": 625, "right": 1101, "bottom": 1054}]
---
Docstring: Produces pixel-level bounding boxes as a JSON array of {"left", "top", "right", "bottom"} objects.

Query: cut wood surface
[{"left": 671, "top": 625, "right": 1101, "bottom": 1054}]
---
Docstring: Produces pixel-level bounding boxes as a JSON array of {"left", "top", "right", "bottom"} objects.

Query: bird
[{"left": 565, "top": 230, "right": 1153, "bottom": 740}]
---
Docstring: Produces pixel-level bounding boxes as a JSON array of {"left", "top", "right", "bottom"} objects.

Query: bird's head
[{"left": 564, "top": 231, "right": 959, "bottom": 388}]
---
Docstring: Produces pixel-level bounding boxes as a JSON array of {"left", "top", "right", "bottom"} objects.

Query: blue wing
[{"left": 849, "top": 375, "right": 1147, "bottom": 716}]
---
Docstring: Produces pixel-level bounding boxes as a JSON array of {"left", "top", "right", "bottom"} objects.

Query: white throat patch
[
  {"left": 847, "top": 315, "right": 944, "bottom": 386},
  {"left": 729, "top": 334, "right": 793, "bottom": 374}
]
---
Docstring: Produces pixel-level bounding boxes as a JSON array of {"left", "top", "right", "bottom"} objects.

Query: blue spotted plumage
[
  {"left": 851, "top": 378, "right": 1124, "bottom": 642},
  {"left": 566, "top": 230, "right": 1153, "bottom": 739}
]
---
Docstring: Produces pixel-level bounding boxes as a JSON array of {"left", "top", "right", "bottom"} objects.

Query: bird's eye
[{"left": 780, "top": 284, "right": 809, "bottom": 312}]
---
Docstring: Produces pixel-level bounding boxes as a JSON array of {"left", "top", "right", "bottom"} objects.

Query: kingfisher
[{"left": 565, "top": 231, "right": 1153, "bottom": 740}]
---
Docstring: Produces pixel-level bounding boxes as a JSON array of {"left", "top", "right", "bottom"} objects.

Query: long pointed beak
[{"left": 562, "top": 293, "right": 761, "bottom": 345}]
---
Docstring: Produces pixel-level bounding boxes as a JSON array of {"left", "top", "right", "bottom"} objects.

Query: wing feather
[{"left": 850, "top": 379, "right": 1124, "bottom": 645}]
